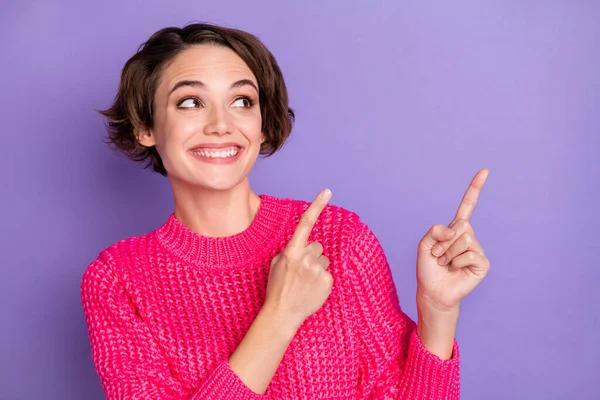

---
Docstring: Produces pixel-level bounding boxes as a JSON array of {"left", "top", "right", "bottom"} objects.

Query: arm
[
  {"left": 349, "top": 222, "right": 460, "bottom": 399},
  {"left": 81, "top": 258, "right": 290, "bottom": 399},
  {"left": 228, "top": 306, "right": 299, "bottom": 394},
  {"left": 416, "top": 293, "right": 459, "bottom": 360}
]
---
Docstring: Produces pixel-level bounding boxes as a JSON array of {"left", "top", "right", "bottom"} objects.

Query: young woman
[{"left": 81, "top": 23, "right": 490, "bottom": 399}]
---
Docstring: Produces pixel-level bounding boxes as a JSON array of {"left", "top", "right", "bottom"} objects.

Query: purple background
[{"left": 1, "top": 1, "right": 598, "bottom": 399}]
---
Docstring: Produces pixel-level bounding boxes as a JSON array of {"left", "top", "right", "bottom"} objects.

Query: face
[{"left": 139, "top": 44, "right": 263, "bottom": 191}]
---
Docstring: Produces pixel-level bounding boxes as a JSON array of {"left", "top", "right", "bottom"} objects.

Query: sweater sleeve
[
  {"left": 349, "top": 221, "right": 460, "bottom": 399},
  {"left": 80, "top": 258, "right": 269, "bottom": 400}
]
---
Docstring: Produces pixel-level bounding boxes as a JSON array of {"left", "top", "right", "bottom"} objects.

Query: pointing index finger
[
  {"left": 454, "top": 168, "right": 489, "bottom": 221},
  {"left": 288, "top": 189, "right": 332, "bottom": 249}
]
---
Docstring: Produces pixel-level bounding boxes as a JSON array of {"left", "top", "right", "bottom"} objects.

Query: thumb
[
  {"left": 268, "top": 253, "right": 281, "bottom": 279},
  {"left": 418, "top": 224, "right": 456, "bottom": 253},
  {"left": 270, "top": 253, "right": 281, "bottom": 267}
]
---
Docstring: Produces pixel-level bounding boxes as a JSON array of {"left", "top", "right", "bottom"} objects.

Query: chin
[{"left": 195, "top": 175, "right": 248, "bottom": 192}]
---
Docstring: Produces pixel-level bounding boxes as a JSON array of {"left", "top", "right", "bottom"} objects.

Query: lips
[
  {"left": 192, "top": 146, "right": 240, "bottom": 158},
  {"left": 188, "top": 142, "right": 245, "bottom": 161},
  {"left": 189, "top": 142, "right": 243, "bottom": 151}
]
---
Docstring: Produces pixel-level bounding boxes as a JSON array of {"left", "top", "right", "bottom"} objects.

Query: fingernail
[
  {"left": 438, "top": 256, "right": 446, "bottom": 265},
  {"left": 320, "top": 189, "right": 332, "bottom": 199},
  {"left": 444, "top": 228, "right": 455, "bottom": 235},
  {"left": 433, "top": 245, "right": 443, "bottom": 256}
]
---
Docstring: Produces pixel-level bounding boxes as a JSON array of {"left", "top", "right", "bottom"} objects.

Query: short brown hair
[{"left": 100, "top": 23, "right": 295, "bottom": 176}]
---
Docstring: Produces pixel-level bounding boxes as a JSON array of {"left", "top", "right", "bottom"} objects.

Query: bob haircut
[{"left": 100, "top": 23, "right": 295, "bottom": 176}]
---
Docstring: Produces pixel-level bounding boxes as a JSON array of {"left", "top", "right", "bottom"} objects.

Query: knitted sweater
[{"left": 81, "top": 194, "right": 460, "bottom": 399}]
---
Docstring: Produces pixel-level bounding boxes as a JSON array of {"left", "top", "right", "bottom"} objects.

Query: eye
[
  {"left": 232, "top": 96, "right": 255, "bottom": 108},
  {"left": 177, "top": 97, "right": 203, "bottom": 108}
]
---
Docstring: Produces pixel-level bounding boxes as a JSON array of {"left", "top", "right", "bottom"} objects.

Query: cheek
[
  {"left": 240, "top": 113, "right": 263, "bottom": 142},
  {"left": 157, "top": 114, "right": 197, "bottom": 151}
]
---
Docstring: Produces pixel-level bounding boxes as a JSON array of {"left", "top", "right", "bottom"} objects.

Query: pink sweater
[{"left": 81, "top": 195, "right": 460, "bottom": 399}]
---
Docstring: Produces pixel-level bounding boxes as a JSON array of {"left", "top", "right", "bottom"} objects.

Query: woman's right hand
[{"left": 263, "top": 189, "right": 334, "bottom": 330}]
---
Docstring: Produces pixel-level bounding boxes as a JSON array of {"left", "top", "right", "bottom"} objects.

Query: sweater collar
[{"left": 155, "top": 194, "right": 291, "bottom": 267}]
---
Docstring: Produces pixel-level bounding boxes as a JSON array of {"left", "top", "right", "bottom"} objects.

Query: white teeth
[{"left": 193, "top": 147, "right": 239, "bottom": 158}]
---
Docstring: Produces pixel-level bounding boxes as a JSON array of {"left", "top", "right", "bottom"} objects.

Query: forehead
[{"left": 159, "top": 44, "right": 257, "bottom": 88}]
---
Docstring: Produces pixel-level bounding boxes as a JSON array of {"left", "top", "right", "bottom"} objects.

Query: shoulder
[
  {"left": 269, "top": 194, "right": 376, "bottom": 244},
  {"left": 273, "top": 195, "right": 388, "bottom": 275},
  {"left": 278, "top": 194, "right": 358, "bottom": 225},
  {"left": 80, "top": 230, "right": 155, "bottom": 292}
]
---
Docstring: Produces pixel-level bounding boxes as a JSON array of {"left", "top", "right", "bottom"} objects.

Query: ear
[{"left": 137, "top": 127, "right": 156, "bottom": 147}]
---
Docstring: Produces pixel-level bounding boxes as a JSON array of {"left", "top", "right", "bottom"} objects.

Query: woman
[{"left": 81, "top": 23, "right": 491, "bottom": 399}]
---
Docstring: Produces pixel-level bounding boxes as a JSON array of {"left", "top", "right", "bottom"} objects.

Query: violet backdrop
[{"left": 1, "top": 1, "right": 598, "bottom": 399}]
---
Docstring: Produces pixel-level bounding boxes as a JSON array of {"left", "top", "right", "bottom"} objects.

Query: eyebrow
[{"left": 168, "top": 79, "right": 259, "bottom": 96}]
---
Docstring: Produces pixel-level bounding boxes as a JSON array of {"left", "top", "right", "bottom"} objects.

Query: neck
[{"left": 170, "top": 177, "right": 261, "bottom": 238}]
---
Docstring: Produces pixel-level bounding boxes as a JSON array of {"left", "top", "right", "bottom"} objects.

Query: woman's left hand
[{"left": 416, "top": 168, "right": 491, "bottom": 312}]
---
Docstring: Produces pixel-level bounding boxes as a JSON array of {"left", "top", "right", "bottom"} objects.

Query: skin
[
  {"left": 138, "top": 44, "right": 264, "bottom": 238},
  {"left": 416, "top": 168, "right": 491, "bottom": 359},
  {"left": 137, "top": 44, "right": 491, "bottom": 394}
]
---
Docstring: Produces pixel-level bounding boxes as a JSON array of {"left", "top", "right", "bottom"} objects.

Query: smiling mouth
[{"left": 190, "top": 146, "right": 241, "bottom": 158}]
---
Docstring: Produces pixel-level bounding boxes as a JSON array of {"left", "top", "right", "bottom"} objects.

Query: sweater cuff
[
  {"left": 404, "top": 330, "right": 460, "bottom": 397},
  {"left": 191, "top": 359, "right": 269, "bottom": 399}
]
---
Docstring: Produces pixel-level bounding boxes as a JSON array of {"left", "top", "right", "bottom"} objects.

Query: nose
[{"left": 203, "top": 104, "right": 233, "bottom": 136}]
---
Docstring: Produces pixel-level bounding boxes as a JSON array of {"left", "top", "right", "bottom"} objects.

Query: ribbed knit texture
[{"left": 81, "top": 194, "right": 460, "bottom": 399}]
